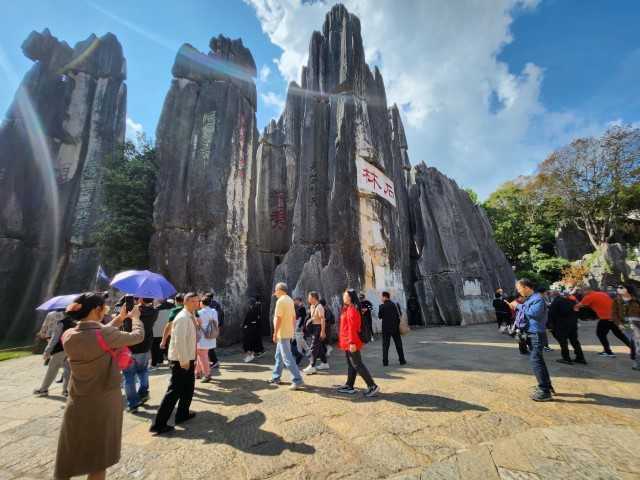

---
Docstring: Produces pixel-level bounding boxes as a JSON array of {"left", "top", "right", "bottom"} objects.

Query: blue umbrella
[
  {"left": 36, "top": 294, "right": 80, "bottom": 311},
  {"left": 110, "top": 270, "right": 176, "bottom": 300}
]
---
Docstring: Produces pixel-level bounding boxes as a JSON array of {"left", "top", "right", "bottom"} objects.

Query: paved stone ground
[{"left": 0, "top": 321, "right": 639, "bottom": 480}]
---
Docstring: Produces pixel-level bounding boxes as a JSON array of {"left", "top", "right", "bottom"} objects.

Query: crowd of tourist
[
  {"left": 33, "top": 281, "right": 412, "bottom": 479},
  {"left": 29, "top": 274, "right": 640, "bottom": 479},
  {"left": 493, "top": 280, "right": 640, "bottom": 402}
]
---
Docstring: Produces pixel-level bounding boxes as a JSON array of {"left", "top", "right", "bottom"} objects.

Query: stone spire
[{"left": 0, "top": 29, "right": 127, "bottom": 342}]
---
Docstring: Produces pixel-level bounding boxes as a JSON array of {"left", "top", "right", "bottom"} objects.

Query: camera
[{"left": 115, "top": 295, "right": 135, "bottom": 314}]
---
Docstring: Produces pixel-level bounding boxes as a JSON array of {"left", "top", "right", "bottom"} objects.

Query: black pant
[
  {"left": 152, "top": 360, "right": 195, "bottom": 428},
  {"left": 596, "top": 320, "right": 633, "bottom": 354},
  {"left": 291, "top": 339, "right": 303, "bottom": 365},
  {"left": 554, "top": 328, "right": 585, "bottom": 362},
  {"left": 519, "top": 336, "right": 531, "bottom": 354},
  {"left": 309, "top": 324, "right": 327, "bottom": 366},
  {"left": 346, "top": 351, "right": 375, "bottom": 388},
  {"left": 151, "top": 337, "right": 164, "bottom": 366},
  {"left": 208, "top": 348, "right": 218, "bottom": 364},
  {"left": 496, "top": 313, "right": 510, "bottom": 327},
  {"left": 243, "top": 326, "right": 264, "bottom": 354},
  {"left": 364, "top": 315, "right": 373, "bottom": 339},
  {"left": 382, "top": 331, "right": 406, "bottom": 365}
]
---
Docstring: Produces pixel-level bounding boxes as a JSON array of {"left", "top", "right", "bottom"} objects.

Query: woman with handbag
[
  {"left": 302, "top": 291, "right": 329, "bottom": 375},
  {"left": 55, "top": 292, "right": 144, "bottom": 480}
]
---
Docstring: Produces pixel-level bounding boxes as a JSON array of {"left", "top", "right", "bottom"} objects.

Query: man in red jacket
[{"left": 576, "top": 287, "right": 633, "bottom": 357}]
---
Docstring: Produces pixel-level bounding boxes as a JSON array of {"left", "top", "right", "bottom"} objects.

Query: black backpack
[{"left": 324, "top": 307, "right": 335, "bottom": 325}]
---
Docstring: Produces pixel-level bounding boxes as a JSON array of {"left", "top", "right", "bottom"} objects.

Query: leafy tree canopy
[{"left": 96, "top": 137, "right": 157, "bottom": 275}]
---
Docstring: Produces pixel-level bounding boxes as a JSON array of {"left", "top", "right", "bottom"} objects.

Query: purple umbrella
[
  {"left": 36, "top": 294, "right": 80, "bottom": 311},
  {"left": 110, "top": 270, "right": 176, "bottom": 300}
]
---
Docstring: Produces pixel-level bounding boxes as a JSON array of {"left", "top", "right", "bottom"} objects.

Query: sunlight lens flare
[{"left": 0, "top": 46, "right": 62, "bottom": 335}]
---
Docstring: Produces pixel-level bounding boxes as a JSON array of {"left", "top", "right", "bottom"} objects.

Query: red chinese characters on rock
[
  {"left": 361, "top": 168, "right": 382, "bottom": 192},
  {"left": 270, "top": 191, "right": 286, "bottom": 230},
  {"left": 356, "top": 159, "right": 397, "bottom": 207},
  {"left": 383, "top": 182, "right": 395, "bottom": 199}
]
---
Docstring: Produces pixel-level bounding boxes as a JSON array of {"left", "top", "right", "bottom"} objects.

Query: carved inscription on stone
[
  {"left": 197, "top": 111, "right": 217, "bottom": 161},
  {"left": 463, "top": 278, "right": 482, "bottom": 297},
  {"left": 270, "top": 190, "right": 286, "bottom": 230}
]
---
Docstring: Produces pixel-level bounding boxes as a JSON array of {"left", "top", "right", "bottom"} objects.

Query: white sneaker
[
  {"left": 316, "top": 362, "right": 330, "bottom": 371},
  {"left": 289, "top": 382, "right": 304, "bottom": 390},
  {"left": 244, "top": 354, "right": 255, "bottom": 363},
  {"left": 303, "top": 365, "right": 317, "bottom": 375}
]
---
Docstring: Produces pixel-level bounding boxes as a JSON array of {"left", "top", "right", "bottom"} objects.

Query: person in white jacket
[
  {"left": 196, "top": 294, "right": 218, "bottom": 382},
  {"left": 150, "top": 292, "right": 198, "bottom": 435}
]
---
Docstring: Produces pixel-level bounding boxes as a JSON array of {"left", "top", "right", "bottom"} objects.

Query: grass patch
[{"left": 0, "top": 350, "right": 32, "bottom": 362}]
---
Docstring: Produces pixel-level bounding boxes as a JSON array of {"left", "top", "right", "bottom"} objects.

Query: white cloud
[
  {"left": 244, "top": 0, "right": 616, "bottom": 198},
  {"left": 125, "top": 116, "right": 144, "bottom": 141},
  {"left": 259, "top": 64, "right": 271, "bottom": 82},
  {"left": 260, "top": 91, "right": 285, "bottom": 113}
]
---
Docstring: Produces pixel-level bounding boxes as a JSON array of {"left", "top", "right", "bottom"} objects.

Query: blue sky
[{"left": 1, "top": 0, "right": 639, "bottom": 197}]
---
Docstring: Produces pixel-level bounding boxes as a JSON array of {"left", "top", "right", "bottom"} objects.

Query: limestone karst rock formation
[
  {"left": 555, "top": 223, "right": 594, "bottom": 261},
  {"left": 150, "top": 36, "right": 265, "bottom": 340},
  {"left": 151, "top": 4, "right": 515, "bottom": 335},
  {"left": 0, "top": 29, "right": 126, "bottom": 342},
  {"left": 257, "top": 4, "right": 414, "bottom": 320},
  {"left": 256, "top": 4, "right": 514, "bottom": 325},
  {"left": 409, "top": 164, "right": 516, "bottom": 325}
]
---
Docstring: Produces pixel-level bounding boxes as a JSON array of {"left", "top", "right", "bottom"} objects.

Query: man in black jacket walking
[
  {"left": 548, "top": 291, "right": 586, "bottom": 365},
  {"left": 378, "top": 292, "right": 406, "bottom": 366}
]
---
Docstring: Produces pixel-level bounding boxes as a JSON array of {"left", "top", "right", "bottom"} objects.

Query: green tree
[
  {"left": 483, "top": 179, "right": 565, "bottom": 282},
  {"left": 96, "top": 138, "right": 157, "bottom": 274},
  {"left": 464, "top": 187, "right": 479, "bottom": 205},
  {"left": 538, "top": 125, "right": 640, "bottom": 248}
]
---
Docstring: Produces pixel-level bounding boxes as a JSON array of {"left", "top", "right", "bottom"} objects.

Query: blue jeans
[
  {"left": 123, "top": 352, "right": 150, "bottom": 408},
  {"left": 529, "top": 332, "right": 552, "bottom": 393},
  {"left": 272, "top": 339, "right": 303, "bottom": 385}
]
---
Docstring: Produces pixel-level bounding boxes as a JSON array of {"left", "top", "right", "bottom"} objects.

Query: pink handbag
[{"left": 95, "top": 330, "right": 133, "bottom": 370}]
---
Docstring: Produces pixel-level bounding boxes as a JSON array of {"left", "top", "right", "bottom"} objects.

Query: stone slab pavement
[{"left": 0, "top": 321, "right": 638, "bottom": 479}]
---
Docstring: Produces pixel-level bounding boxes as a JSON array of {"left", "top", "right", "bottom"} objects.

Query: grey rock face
[
  {"left": 409, "top": 164, "right": 516, "bottom": 325},
  {"left": 150, "top": 36, "right": 264, "bottom": 341},
  {"left": 555, "top": 223, "right": 594, "bottom": 261},
  {"left": 0, "top": 29, "right": 126, "bottom": 342},
  {"left": 254, "top": 4, "right": 413, "bottom": 320},
  {"left": 151, "top": 4, "right": 515, "bottom": 336},
  {"left": 254, "top": 4, "right": 514, "bottom": 327}
]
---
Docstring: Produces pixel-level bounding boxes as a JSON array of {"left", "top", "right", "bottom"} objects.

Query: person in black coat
[
  {"left": 493, "top": 288, "right": 511, "bottom": 329},
  {"left": 548, "top": 291, "right": 586, "bottom": 365},
  {"left": 242, "top": 298, "right": 264, "bottom": 362},
  {"left": 359, "top": 294, "right": 375, "bottom": 341},
  {"left": 377, "top": 291, "right": 406, "bottom": 366},
  {"left": 122, "top": 297, "right": 158, "bottom": 411}
]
